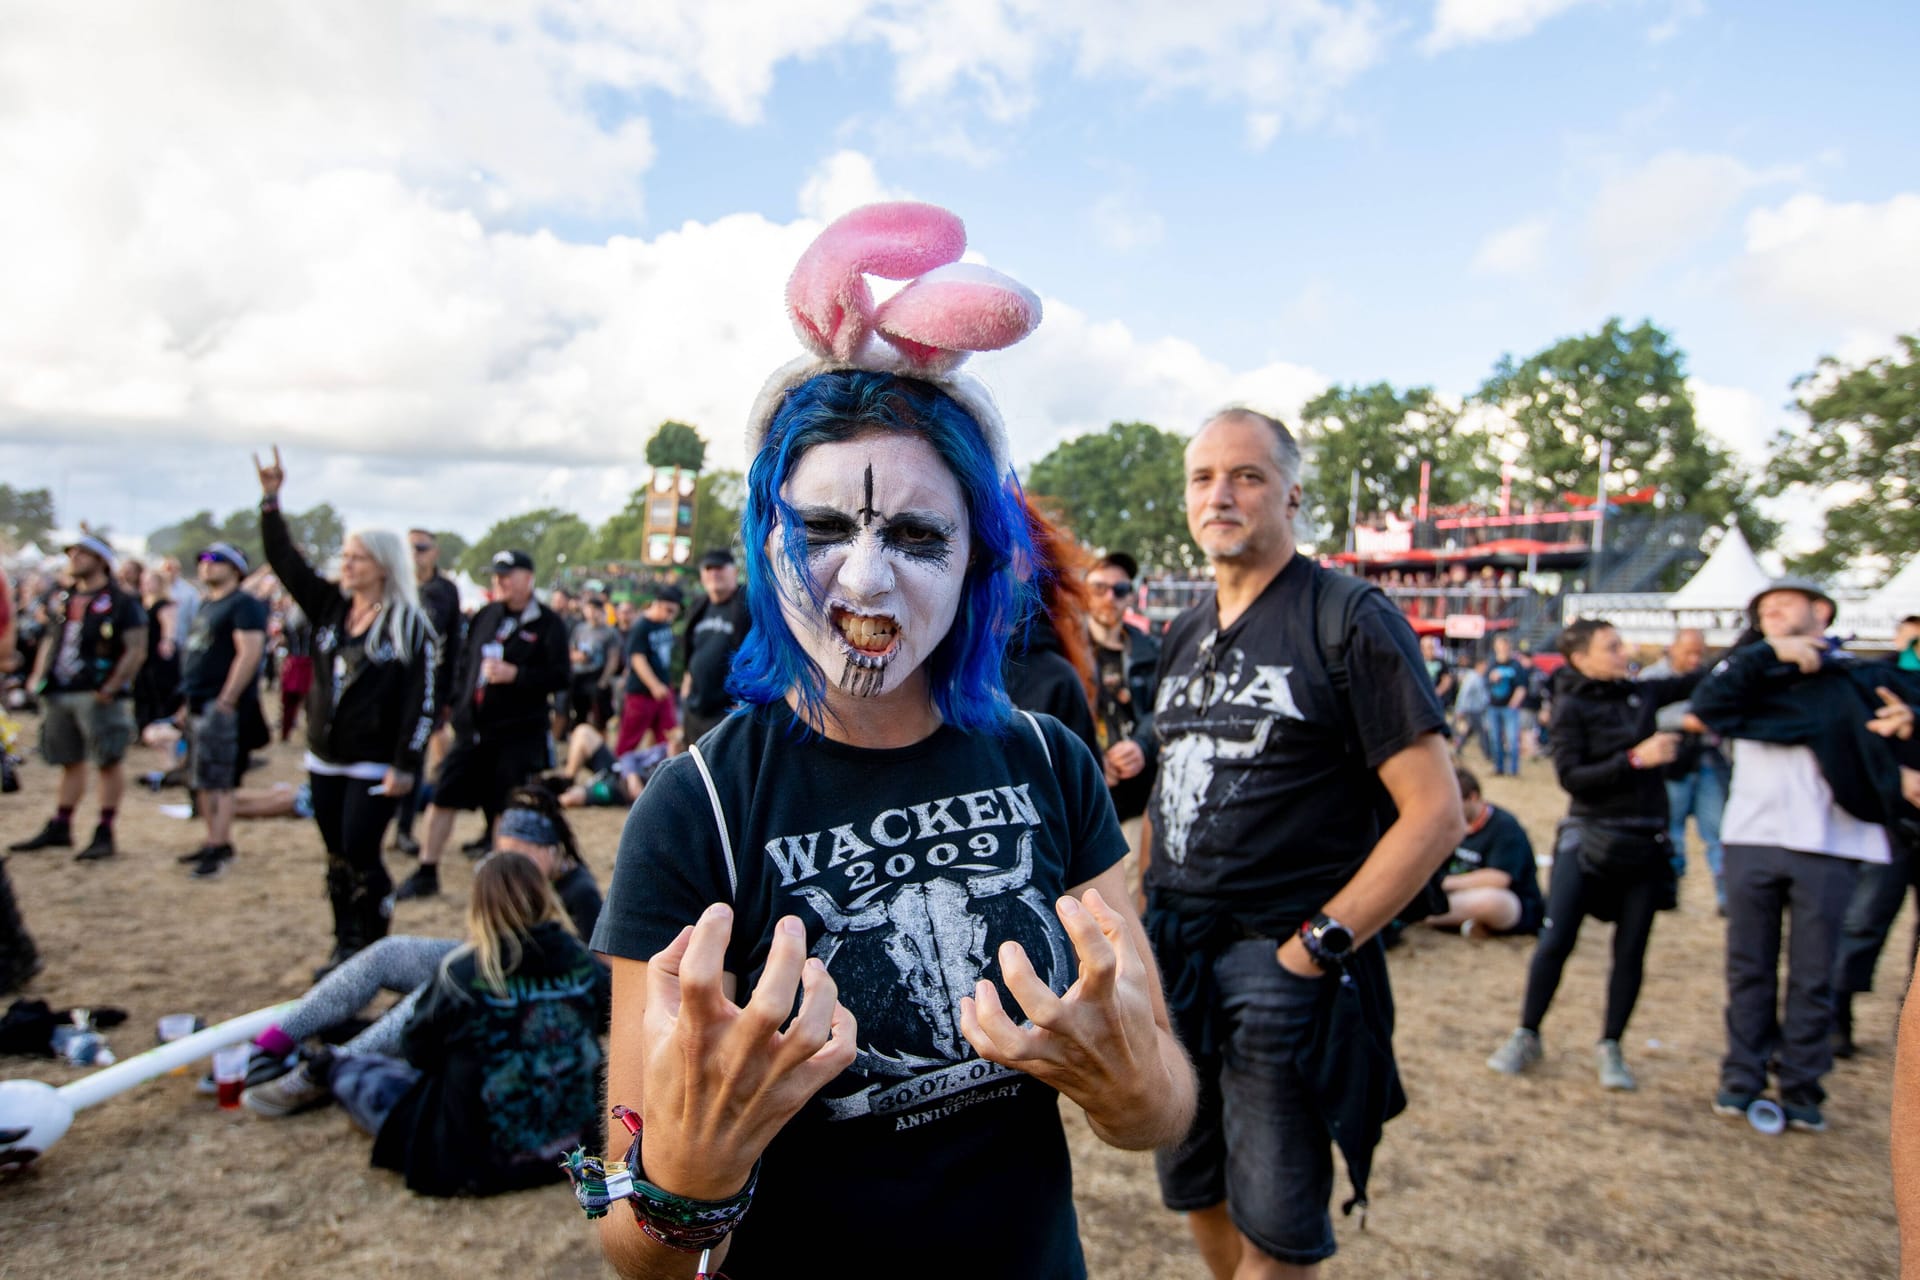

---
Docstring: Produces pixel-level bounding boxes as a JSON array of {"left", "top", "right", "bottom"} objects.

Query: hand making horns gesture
[
  {"left": 637, "top": 906, "right": 858, "bottom": 1199},
  {"left": 253, "top": 444, "right": 285, "bottom": 498},
  {"left": 959, "top": 886, "right": 1170, "bottom": 1141}
]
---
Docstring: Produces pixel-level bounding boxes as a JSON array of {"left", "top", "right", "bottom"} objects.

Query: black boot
[
  {"left": 1833, "top": 994, "right": 1857, "bottom": 1060},
  {"left": 0, "top": 859, "right": 42, "bottom": 994},
  {"left": 314, "top": 866, "right": 365, "bottom": 981},
  {"left": 393, "top": 863, "right": 440, "bottom": 901},
  {"left": 74, "top": 823, "right": 117, "bottom": 861},
  {"left": 8, "top": 820, "right": 71, "bottom": 852}
]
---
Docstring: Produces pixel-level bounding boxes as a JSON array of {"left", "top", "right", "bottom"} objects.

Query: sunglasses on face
[
  {"left": 411, "top": 543, "right": 433, "bottom": 554},
  {"left": 1094, "top": 581, "right": 1133, "bottom": 598}
]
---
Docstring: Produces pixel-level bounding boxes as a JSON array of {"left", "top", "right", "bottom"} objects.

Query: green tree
[
  {"left": 0, "top": 484, "right": 56, "bottom": 550},
  {"left": 1297, "top": 382, "right": 1493, "bottom": 549},
  {"left": 1768, "top": 332, "right": 1920, "bottom": 578},
  {"left": 691, "top": 470, "right": 745, "bottom": 559},
  {"left": 645, "top": 420, "right": 707, "bottom": 472},
  {"left": 462, "top": 508, "right": 593, "bottom": 579},
  {"left": 214, "top": 509, "right": 265, "bottom": 572},
  {"left": 283, "top": 503, "right": 346, "bottom": 563},
  {"left": 430, "top": 529, "right": 470, "bottom": 571},
  {"left": 1026, "top": 421, "right": 1196, "bottom": 572},
  {"left": 1475, "top": 318, "right": 1763, "bottom": 541},
  {"left": 147, "top": 510, "right": 225, "bottom": 562}
]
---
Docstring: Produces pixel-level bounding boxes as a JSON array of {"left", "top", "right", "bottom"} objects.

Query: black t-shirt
[
  {"left": 593, "top": 702, "right": 1126, "bottom": 1278},
  {"left": 180, "top": 590, "right": 268, "bottom": 710},
  {"left": 1146, "top": 556, "right": 1446, "bottom": 920},
  {"left": 622, "top": 615, "right": 676, "bottom": 697},
  {"left": 552, "top": 862, "right": 604, "bottom": 943},
  {"left": 680, "top": 590, "right": 749, "bottom": 714},
  {"left": 46, "top": 583, "right": 147, "bottom": 696},
  {"left": 1448, "top": 803, "right": 1543, "bottom": 931}
]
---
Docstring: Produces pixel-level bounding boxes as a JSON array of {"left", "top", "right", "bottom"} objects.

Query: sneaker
[
  {"left": 1596, "top": 1039, "right": 1637, "bottom": 1091},
  {"left": 176, "top": 846, "right": 216, "bottom": 864},
  {"left": 74, "top": 824, "right": 116, "bottom": 861},
  {"left": 199, "top": 1049, "right": 298, "bottom": 1096},
  {"left": 1713, "top": 1089, "right": 1758, "bottom": 1119},
  {"left": 393, "top": 865, "right": 439, "bottom": 900},
  {"left": 1783, "top": 1100, "right": 1826, "bottom": 1133},
  {"left": 189, "top": 845, "right": 234, "bottom": 879},
  {"left": 392, "top": 831, "right": 421, "bottom": 856},
  {"left": 242, "top": 1060, "right": 331, "bottom": 1118},
  {"left": 1487, "top": 1028, "right": 1542, "bottom": 1075},
  {"left": 8, "top": 821, "right": 72, "bottom": 852}
]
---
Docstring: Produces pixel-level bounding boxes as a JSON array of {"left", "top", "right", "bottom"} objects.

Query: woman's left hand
[
  {"left": 959, "top": 888, "right": 1170, "bottom": 1133},
  {"left": 381, "top": 768, "right": 415, "bottom": 797}
]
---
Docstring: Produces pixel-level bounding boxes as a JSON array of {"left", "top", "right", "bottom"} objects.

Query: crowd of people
[{"left": 4, "top": 200, "right": 1920, "bottom": 1278}]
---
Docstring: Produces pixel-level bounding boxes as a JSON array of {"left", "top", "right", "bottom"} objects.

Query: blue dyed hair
[{"left": 728, "top": 369, "right": 1034, "bottom": 736}]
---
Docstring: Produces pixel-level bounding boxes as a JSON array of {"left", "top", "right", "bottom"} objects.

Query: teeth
[{"left": 836, "top": 611, "right": 898, "bottom": 653}]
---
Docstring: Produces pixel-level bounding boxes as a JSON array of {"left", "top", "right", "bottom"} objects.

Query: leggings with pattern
[{"left": 278, "top": 935, "right": 460, "bottom": 1057}]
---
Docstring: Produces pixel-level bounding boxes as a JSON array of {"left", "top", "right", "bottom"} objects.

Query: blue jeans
[
  {"left": 330, "top": 1053, "right": 423, "bottom": 1137},
  {"left": 1487, "top": 707, "right": 1522, "bottom": 775},
  {"left": 1664, "top": 757, "right": 1728, "bottom": 898},
  {"left": 1154, "top": 940, "right": 1338, "bottom": 1266}
]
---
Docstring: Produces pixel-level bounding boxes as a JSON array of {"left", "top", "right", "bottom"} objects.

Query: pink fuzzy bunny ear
[
  {"left": 786, "top": 203, "right": 968, "bottom": 362},
  {"left": 872, "top": 263, "right": 1043, "bottom": 376}
]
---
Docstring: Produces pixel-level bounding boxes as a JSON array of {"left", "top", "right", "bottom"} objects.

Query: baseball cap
[
  {"left": 698, "top": 548, "right": 735, "bottom": 569},
  {"left": 1748, "top": 575, "right": 1837, "bottom": 624},
  {"left": 490, "top": 549, "right": 535, "bottom": 574},
  {"left": 653, "top": 583, "right": 685, "bottom": 605},
  {"left": 65, "top": 534, "right": 115, "bottom": 566},
  {"left": 198, "top": 542, "right": 250, "bottom": 574}
]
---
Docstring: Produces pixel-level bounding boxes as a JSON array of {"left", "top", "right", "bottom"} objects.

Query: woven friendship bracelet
[{"left": 559, "top": 1106, "right": 759, "bottom": 1256}]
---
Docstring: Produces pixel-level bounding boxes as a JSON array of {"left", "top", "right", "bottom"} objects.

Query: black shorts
[{"left": 431, "top": 733, "right": 551, "bottom": 814}]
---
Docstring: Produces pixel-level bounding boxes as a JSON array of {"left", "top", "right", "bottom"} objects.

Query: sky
[{"left": 1, "top": 0, "right": 1915, "bottom": 559}]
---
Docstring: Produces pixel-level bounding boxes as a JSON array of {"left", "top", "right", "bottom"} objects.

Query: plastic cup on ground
[
  {"left": 1747, "top": 1098, "right": 1785, "bottom": 1136},
  {"left": 212, "top": 1044, "right": 251, "bottom": 1110},
  {"left": 157, "top": 1014, "right": 198, "bottom": 1076}
]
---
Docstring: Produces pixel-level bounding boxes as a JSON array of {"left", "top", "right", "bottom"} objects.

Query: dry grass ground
[{"left": 0, "top": 728, "right": 1904, "bottom": 1278}]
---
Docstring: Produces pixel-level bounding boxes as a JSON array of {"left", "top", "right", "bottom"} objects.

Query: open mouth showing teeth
[{"left": 832, "top": 607, "right": 899, "bottom": 662}]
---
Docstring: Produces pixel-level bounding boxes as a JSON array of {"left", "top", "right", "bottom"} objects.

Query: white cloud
[
  {"left": 1089, "top": 193, "right": 1166, "bottom": 252},
  {"left": 1423, "top": 0, "right": 1596, "bottom": 53},
  {"left": 797, "top": 150, "right": 910, "bottom": 222},
  {"left": 1737, "top": 193, "right": 1920, "bottom": 346},
  {"left": 1582, "top": 150, "right": 1797, "bottom": 288},
  {"left": 1689, "top": 379, "right": 1777, "bottom": 468},
  {"left": 1471, "top": 218, "right": 1551, "bottom": 276}
]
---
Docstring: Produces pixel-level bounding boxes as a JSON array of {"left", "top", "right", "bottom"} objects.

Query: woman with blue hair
[{"left": 584, "top": 204, "right": 1195, "bottom": 1280}]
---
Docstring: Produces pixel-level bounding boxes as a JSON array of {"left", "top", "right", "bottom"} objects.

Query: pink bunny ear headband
[{"left": 746, "top": 202, "right": 1043, "bottom": 475}]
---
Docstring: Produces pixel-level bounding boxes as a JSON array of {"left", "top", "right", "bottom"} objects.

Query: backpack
[{"left": 1309, "top": 569, "right": 1451, "bottom": 925}]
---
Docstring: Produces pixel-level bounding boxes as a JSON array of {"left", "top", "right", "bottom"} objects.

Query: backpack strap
[
  {"left": 686, "top": 744, "right": 738, "bottom": 901},
  {"left": 1018, "top": 709, "right": 1053, "bottom": 769},
  {"left": 1310, "top": 567, "right": 1378, "bottom": 757}
]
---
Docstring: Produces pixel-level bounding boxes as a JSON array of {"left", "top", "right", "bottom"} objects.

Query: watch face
[{"left": 1317, "top": 920, "right": 1354, "bottom": 954}]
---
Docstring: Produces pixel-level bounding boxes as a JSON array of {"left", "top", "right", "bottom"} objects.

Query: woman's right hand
[
  {"left": 1630, "top": 732, "right": 1680, "bottom": 767},
  {"left": 638, "top": 906, "right": 856, "bottom": 1199},
  {"left": 253, "top": 444, "right": 285, "bottom": 498}
]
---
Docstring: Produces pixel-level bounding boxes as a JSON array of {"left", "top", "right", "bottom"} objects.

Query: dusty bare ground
[{"left": 0, "top": 727, "right": 1904, "bottom": 1278}]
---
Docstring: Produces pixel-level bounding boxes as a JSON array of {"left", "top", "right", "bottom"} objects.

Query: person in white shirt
[{"left": 1693, "top": 579, "right": 1920, "bottom": 1134}]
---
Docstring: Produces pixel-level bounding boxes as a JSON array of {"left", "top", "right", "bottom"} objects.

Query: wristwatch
[{"left": 1297, "top": 914, "right": 1355, "bottom": 972}]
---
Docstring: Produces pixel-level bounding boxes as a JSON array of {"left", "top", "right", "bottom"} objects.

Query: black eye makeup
[{"left": 882, "top": 515, "right": 956, "bottom": 566}]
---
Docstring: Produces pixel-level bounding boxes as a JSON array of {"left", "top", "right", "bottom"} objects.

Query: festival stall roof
[
  {"left": 1664, "top": 524, "right": 1768, "bottom": 611},
  {"left": 1869, "top": 556, "right": 1920, "bottom": 619}
]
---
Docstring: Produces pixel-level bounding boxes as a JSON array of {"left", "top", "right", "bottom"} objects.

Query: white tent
[
  {"left": 1869, "top": 556, "right": 1920, "bottom": 619},
  {"left": 1666, "top": 523, "right": 1770, "bottom": 611}
]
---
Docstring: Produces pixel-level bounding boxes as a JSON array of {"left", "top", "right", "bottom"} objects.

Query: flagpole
[{"left": 1591, "top": 438, "right": 1612, "bottom": 588}]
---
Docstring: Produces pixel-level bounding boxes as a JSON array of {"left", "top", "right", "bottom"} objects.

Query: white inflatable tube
[
  {"left": 2, "top": 1002, "right": 294, "bottom": 1167},
  {"left": 58, "top": 1002, "right": 296, "bottom": 1111}
]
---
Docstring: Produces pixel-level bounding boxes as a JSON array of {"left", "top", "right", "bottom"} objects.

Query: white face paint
[{"left": 774, "top": 432, "right": 971, "bottom": 703}]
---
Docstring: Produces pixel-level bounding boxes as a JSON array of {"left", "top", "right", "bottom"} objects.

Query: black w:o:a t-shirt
[
  {"left": 1146, "top": 555, "right": 1446, "bottom": 923},
  {"left": 593, "top": 703, "right": 1125, "bottom": 1279}
]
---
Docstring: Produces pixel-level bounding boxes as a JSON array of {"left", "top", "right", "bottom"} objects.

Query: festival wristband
[
  {"left": 560, "top": 1106, "right": 757, "bottom": 1260},
  {"left": 1628, "top": 750, "right": 1644, "bottom": 770}
]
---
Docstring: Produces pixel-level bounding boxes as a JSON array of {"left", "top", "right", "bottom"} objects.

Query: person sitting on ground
[
  {"left": 241, "top": 789, "right": 604, "bottom": 1113},
  {"left": 247, "top": 850, "right": 609, "bottom": 1197},
  {"left": 541, "top": 722, "right": 669, "bottom": 809},
  {"left": 1427, "top": 767, "right": 1544, "bottom": 938}
]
